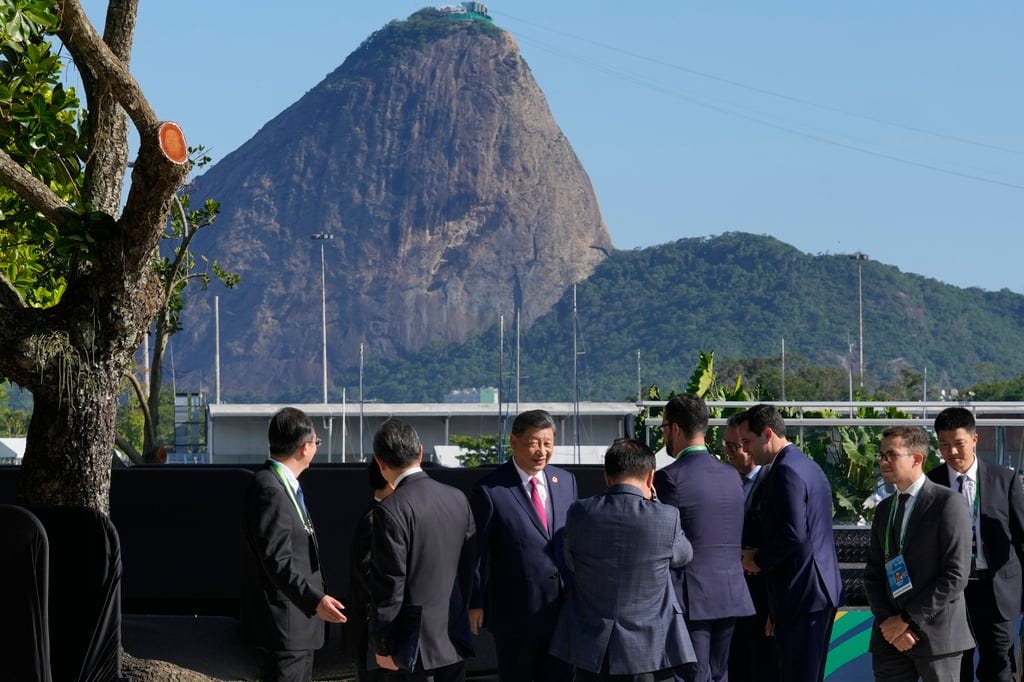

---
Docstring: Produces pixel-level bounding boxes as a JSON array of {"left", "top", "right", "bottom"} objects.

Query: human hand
[
  {"left": 316, "top": 595, "right": 346, "bottom": 623},
  {"left": 879, "top": 615, "right": 908, "bottom": 644},
  {"left": 376, "top": 653, "right": 399, "bottom": 671},
  {"left": 741, "top": 549, "right": 760, "bottom": 574},
  {"left": 892, "top": 630, "right": 918, "bottom": 652},
  {"left": 764, "top": 615, "right": 774, "bottom": 637},
  {"left": 468, "top": 608, "right": 484, "bottom": 635}
]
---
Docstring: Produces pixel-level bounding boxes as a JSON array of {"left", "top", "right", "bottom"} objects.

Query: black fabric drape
[
  {"left": 0, "top": 504, "right": 52, "bottom": 682},
  {"left": 29, "top": 506, "right": 122, "bottom": 682}
]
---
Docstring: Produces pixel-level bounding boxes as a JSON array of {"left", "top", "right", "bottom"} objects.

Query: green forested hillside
[{"left": 350, "top": 232, "right": 1024, "bottom": 402}]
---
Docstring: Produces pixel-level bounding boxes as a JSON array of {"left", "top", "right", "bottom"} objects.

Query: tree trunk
[{"left": 17, "top": 368, "right": 122, "bottom": 515}]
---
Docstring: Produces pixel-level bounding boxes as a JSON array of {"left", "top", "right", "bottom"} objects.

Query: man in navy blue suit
[
  {"left": 654, "top": 394, "right": 754, "bottom": 682},
  {"left": 927, "top": 407, "right": 1024, "bottom": 682},
  {"left": 470, "top": 409, "right": 578, "bottom": 681},
  {"left": 736, "top": 404, "right": 843, "bottom": 682},
  {"left": 550, "top": 438, "right": 696, "bottom": 680}
]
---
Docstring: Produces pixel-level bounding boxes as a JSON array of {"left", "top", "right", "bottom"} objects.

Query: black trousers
[
  {"left": 961, "top": 576, "right": 1016, "bottom": 682},
  {"left": 256, "top": 646, "right": 314, "bottom": 682},
  {"left": 728, "top": 612, "right": 779, "bottom": 682},
  {"left": 773, "top": 607, "right": 836, "bottom": 682}
]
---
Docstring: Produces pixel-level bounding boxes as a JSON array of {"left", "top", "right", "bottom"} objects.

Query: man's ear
[{"left": 416, "top": 444, "right": 424, "bottom": 464}]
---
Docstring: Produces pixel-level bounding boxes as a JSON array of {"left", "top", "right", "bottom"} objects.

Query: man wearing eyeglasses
[
  {"left": 724, "top": 414, "right": 778, "bottom": 682},
  {"left": 926, "top": 407, "right": 1024, "bottom": 682},
  {"left": 241, "top": 407, "right": 347, "bottom": 681},
  {"left": 654, "top": 394, "right": 754, "bottom": 682},
  {"left": 863, "top": 426, "right": 974, "bottom": 681}
]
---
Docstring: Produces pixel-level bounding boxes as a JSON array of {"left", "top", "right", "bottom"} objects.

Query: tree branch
[
  {"left": 0, "top": 149, "right": 73, "bottom": 226},
  {"left": 55, "top": 0, "right": 159, "bottom": 134},
  {"left": 0, "top": 275, "right": 28, "bottom": 311}
]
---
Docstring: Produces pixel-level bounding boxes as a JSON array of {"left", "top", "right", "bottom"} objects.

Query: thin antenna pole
[
  {"left": 214, "top": 295, "right": 221, "bottom": 404},
  {"left": 781, "top": 337, "right": 786, "bottom": 401},
  {"left": 573, "top": 285, "right": 580, "bottom": 463},
  {"left": 359, "top": 341, "right": 364, "bottom": 459},
  {"left": 499, "top": 315, "right": 504, "bottom": 459},
  {"left": 516, "top": 310, "right": 521, "bottom": 411}
]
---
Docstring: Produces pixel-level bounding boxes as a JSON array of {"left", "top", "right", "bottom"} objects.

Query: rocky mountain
[{"left": 178, "top": 9, "right": 611, "bottom": 396}]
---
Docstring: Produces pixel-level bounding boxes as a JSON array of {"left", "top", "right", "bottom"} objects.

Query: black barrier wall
[
  {"left": 0, "top": 464, "right": 609, "bottom": 615},
  {"left": 0, "top": 464, "right": 867, "bottom": 616}
]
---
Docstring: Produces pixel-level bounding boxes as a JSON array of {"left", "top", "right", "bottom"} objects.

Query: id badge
[{"left": 885, "top": 554, "right": 912, "bottom": 598}]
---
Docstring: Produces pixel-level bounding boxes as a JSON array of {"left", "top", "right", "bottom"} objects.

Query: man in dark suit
[
  {"left": 550, "top": 438, "right": 697, "bottom": 681},
  {"left": 370, "top": 419, "right": 476, "bottom": 682},
  {"left": 347, "top": 459, "right": 393, "bottom": 682},
  {"left": 927, "top": 407, "right": 1024, "bottom": 682},
  {"left": 724, "top": 416, "right": 778, "bottom": 682},
  {"left": 736, "top": 404, "right": 843, "bottom": 682},
  {"left": 864, "top": 426, "right": 975, "bottom": 680},
  {"left": 654, "top": 395, "right": 754, "bottom": 682},
  {"left": 241, "top": 407, "right": 347, "bottom": 682},
  {"left": 469, "top": 409, "right": 578, "bottom": 681}
]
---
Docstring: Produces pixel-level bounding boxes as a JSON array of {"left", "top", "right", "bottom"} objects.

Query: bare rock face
[{"left": 181, "top": 9, "right": 611, "bottom": 398}]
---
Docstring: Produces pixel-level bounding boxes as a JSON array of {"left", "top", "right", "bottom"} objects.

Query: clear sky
[{"left": 78, "top": 1, "right": 1024, "bottom": 293}]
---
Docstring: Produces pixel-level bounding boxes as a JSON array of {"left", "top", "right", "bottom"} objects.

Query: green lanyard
[
  {"left": 268, "top": 459, "right": 314, "bottom": 534},
  {"left": 883, "top": 491, "right": 919, "bottom": 556},
  {"left": 677, "top": 445, "right": 708, "bottom": 458}
]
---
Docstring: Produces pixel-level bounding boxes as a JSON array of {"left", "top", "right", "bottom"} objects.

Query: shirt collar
[
  {"left": 267, "top": 457, "right": 299, "bottom": 491},
  {"left": 948, "top": 456, "right": 979, "bottom": 486},
  {"left": 394, "top": 466, "right": 423, "bottom": 488},
  {"left": 513, "top": 460, "right": 545, "bottom": 486},
  {"left": 897, "top": 472, "right": 927, "bottom": 498}
]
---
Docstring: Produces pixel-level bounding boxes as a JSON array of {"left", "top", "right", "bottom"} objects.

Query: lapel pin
[{"left": 551, "top": 476, "right": 558, "bottom": 484}]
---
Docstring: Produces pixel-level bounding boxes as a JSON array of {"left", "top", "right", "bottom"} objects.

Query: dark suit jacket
[
  {"left": 470, "top": 461, "right": 578, "bottom": 640},
  {"left": 754, "top": 444, "right": 843, "bottom": 625},
  {"left": 549, "top": 484, "right": 696, "bottom": 675},
  {"left": 240, "top": 462, "right": 326, "bottom": 651},
  {"left": 654, "top": 448, "right": 754, "bottom": 622},
  {"left": 926, "top": 458, "right": 1024, "bottom": 620},
  {"left": 741, "top": 465, "right": 772, "bottom": 620},
  {"left": 863, "top": 476, "right": 975, "bottom": 657},
  {"left": 370, "top": 471, "right": 476, "bottom": 671}
]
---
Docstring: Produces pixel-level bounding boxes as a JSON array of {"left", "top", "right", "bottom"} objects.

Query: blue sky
[{"left": 78, "top": 1, "right": 1024, "bottom": 293}]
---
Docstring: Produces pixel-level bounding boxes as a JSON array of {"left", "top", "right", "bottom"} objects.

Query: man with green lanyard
[
  {"left": 654, "top": 393, "right": 754, "bottom": 682},
  {"left": 241, "top": 407, "right": 347, "bottom": 681},
  {"left": 927, "top": 407, "right": 1024, "bottom": 682},
  {"left": 864, "top": 425, "right": 974, "bottom": 681}
]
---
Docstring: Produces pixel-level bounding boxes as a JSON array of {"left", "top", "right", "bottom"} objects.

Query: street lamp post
[
  {"left": 850, "top": 252, "right": 869, "bottom": 388},
  {"left": 312, "top": 233, "right": 334, "bottom": 459}
]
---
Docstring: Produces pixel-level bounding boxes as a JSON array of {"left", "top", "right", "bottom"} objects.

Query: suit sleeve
[
  {"left": 902, "top": 494, "right": 972, "bottom": 625},
  {"left": 670, "top": 512, "right": 693, "bottom": 568},
  {"left": 1007, "top": 470, "right": 1024, "bottom": 575},
  {"left": 458, "top": 497, "right": 477, "bottom": 609},
  {"left": 246, "top": 482, "right": 324, "bottom": 615},
  {"left": 653, "top": 467, "right": 678, "bottom": 509},
  {"left": 468, "top": 481, "right": 494, "bottom": 610},
  {"left": 369, "top": 503, "right": 408, "bottom": 655},
  {"left": 753, "top": 464, "right": 806, "bottom": 572}
]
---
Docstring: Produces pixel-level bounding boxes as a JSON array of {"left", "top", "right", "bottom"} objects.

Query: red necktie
[{"left": 530, "top": 476, "right": 548, "bottom": 532}]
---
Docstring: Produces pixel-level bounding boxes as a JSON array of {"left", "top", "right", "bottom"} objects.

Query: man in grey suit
[
  {"left": 549, "top": 438, "right": 696, "bottom": 681},
  {"left": 863, "top": 426, "right": 974, "bottom": 681},
  {"left": 370, "top": 419, "right": 477, "bottom": 682}
]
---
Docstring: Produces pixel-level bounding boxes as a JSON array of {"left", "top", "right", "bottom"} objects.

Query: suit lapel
[{"left": 504, "top": 462, "right": 549, "bottom": 538}]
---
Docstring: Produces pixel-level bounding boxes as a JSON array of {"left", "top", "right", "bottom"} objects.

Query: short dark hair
[
  {"left": 733, "top": 404, "right": 787, "bottom": 439},
  {"left": 367, "top": 458, "right": 388, "bottom": 492},
  {"left": 511, "top": 409, "right": 556, "bottom": 436},
  {"left": 663, "top": 394, "right": 708, "bottom": 438},
  {"left": 882, "top": 426, "right": 929, "bottom": 457},
  {"left": 934, "top": 407, "right": 976, "bottom": 435},
  {"left": 604, "top": 438, "right": 656, "bottom": 481},
  {"left": 373, "top": 418, "right": 422, "bottom": 468},
  {"left": 268, "top": 407, "right": 315, "bottom": 457}
]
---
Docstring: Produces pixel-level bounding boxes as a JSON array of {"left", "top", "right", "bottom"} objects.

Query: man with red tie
[{"left": 470, "top": 409, "right": 578, "bottom": 681}]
